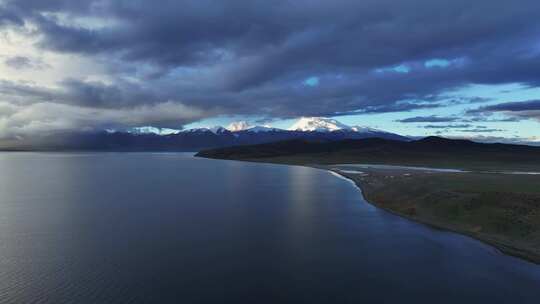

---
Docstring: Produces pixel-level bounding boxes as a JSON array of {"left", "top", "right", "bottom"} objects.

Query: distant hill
[{"left": 196, "top": 136, "right": 540, "bottom": 171}]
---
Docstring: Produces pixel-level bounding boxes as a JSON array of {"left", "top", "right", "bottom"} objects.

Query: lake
[{"left": 0, "top": 152, "right": 539, "bottom": 303}]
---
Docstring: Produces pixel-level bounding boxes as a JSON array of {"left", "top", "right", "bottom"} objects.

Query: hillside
[{"left": 196, "top": 136, "right": 540, "bottom": 171}]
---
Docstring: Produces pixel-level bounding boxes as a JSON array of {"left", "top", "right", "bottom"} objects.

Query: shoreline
[
  {"left": 197, "top": 155, "right": 540, "bottom": 264},
  {"left": 318, "top": 166, "right": 540, "bottom": 265}
]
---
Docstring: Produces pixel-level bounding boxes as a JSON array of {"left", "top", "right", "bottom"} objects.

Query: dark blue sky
[{"left": 0, "top": 0, "right": 539, "bottom": 143}]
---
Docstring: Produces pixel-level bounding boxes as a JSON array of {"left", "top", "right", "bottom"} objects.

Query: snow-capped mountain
[
  {"left": 286, "top": 117, "right": 401, "bottom": 138},
  {"left": 131, "top": 126, "right": 180, "bottom": 135},
  {"left": 226, "top": 121, "right": 252, "bottom": 132},
  {"left": 288, "top": 117, "right": 349, "bottom": 132},
  {"left": 350, "top": 126, "right": 393, "bottom": 135},
  {"left": 179, "top": 126, "right": 231, "bottom": 135},
  {"left": 242, "top": 126, "right": 281, "bottom": 133},
  {"left": 227, "top": 121, "right": 279, "bottom": 133},
  {"left": 209, "top": 126, "right": 229, "bottom": 134},
  {"left": 101, "top": 117, "right": 408, "bottom": 151}
]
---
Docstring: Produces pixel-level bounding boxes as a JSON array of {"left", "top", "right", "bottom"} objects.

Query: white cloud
[{"left": 0, "top": 101, "right": 209, "bottom": 139}]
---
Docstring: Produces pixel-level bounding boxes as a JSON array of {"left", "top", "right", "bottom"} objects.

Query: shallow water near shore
[
  {"left": 335, "top": 163, "right": 540, "bottom": 175},
  {"left": 334, "top": 163, "right": 468, "bottom": 173},
  {"left": 1, "top": 152, "right": 539, "bottom": 303}
]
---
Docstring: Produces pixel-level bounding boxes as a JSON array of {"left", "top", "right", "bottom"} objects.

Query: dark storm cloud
[
  {"left": 468, "top": 100, "right": 540, "bottom": 121},
  {"left": 424, "top": 124, "right": 472, "bottom": 129},
  {"left": 465, "top": 116, "right": 523, "bottom": 123},
  {"left": 441, "top": 96, "right": 492, "bottom": 106},
  {"left": 60, "top": 79, "right": 160, "bottom": 108},
  {"left": 470, "top": 100, "right": 540, "bottom": 112},
  {"left": 4, "top": 56, "right": 50, "bottom": 70},
  {"left": 459, "top": 128, "right": 504, "bottom": 133},
  {"left": 397, "top": 115, "right": 459, "bottom": 123},
  {"left": 0, "top": 80, "right": 58, "bottom": 103},
  {"left": 423, "top": 124, "right": 503, "bottom": 133},
  {"left": 0, "top": 78, "right": 162, "bottom": 108},
  {"left": 3, "top": 0, "right": 540, "bottom": 120},
  {"left": 353, "top": 102, "right": 441, "bottom": 114},
  {"left": 0, "top": 4, "right": 23, "bottom": 26}
]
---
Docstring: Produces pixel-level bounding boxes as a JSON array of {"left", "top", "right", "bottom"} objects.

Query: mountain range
[{"left": 2, "top": 117, "right": 409, "bottom": 151}]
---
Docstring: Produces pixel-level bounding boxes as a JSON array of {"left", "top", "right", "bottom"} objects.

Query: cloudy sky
[{"left": 1, "top": 0, "right": 540, "bottom": 144}]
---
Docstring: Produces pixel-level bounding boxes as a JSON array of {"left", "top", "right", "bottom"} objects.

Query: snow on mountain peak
[
  {"left": 131, "top": 126, "right": 180, "bottom": 135},
  {"left": 226, "top": 121, "right": 279, "bottom": 132},
  {"left": 288, "top": 117, "right": 350, "bottom": 132},
  {"left": 178, "top": 117, "right": 399, "bottom": 138},
  {"left": 209, "top": 126, "right": 228, "bottom": 134},
  {"left": 350, "top": 126, "right": 386, "bottom": 133},
  {"left": 226, "top": 121, "right": 252, "bottom": 132},
  {"left": 247, "top": 125, "right": 279, "bottom": 132}
]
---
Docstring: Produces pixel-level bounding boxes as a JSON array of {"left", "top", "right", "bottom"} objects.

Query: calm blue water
[{"left": 0, "top": 153, "right": 539, "bottom": 303}]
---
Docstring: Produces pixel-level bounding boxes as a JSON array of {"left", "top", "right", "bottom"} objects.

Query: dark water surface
[{"left": 0, "top": 153, "right": 539, "bottom": 303}]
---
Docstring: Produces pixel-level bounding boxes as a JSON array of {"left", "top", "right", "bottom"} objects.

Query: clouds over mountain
[
  {"left": 0, "top": 101, "right": 208, "bottom": 139},
  {"left": 1, "top": 0, "right": 540, "bottom": 139}
]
